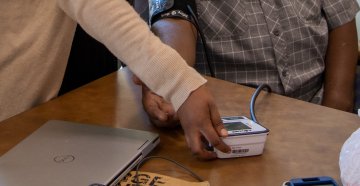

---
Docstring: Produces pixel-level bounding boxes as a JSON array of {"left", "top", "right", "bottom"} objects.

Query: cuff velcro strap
[{"left": 149, "top": 0, "right": 197, "bottom": 25}]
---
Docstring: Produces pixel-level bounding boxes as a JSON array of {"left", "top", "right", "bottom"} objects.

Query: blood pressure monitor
[{"left": 214, "top": 116, "right": 269, "bottom": 158}]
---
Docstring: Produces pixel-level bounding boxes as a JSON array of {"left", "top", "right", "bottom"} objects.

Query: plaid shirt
[{"left": 194, "top": 0, "right": 359, "bottom": 103}]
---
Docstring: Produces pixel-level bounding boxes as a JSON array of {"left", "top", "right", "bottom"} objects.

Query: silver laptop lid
[{"left": 0, "top": 120, "right": 160, "bottom": 186}]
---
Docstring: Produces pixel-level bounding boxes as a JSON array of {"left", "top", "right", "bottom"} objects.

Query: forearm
[
  {"left": 323, "top": 20, "right": 358, "bottom": 112},
  {"left": 57, "top": 0, "right": 206, "bottom": 110}
]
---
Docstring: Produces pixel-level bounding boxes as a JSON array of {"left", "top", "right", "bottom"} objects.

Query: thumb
[{"left": 209, "top": 102, "right": 228, "bottom": 137}]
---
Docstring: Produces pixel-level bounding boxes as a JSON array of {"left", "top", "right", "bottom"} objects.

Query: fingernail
[{"left": 220, "top": 129, "right": 228, "bottom": 136}]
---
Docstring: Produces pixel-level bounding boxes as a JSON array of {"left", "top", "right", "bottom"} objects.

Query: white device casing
[{"left": 215, "top": 116, "right": 269, "bottom": 158}]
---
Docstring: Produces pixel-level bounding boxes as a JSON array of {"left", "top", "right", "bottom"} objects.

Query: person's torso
[
  {"left": 0, "top": 0, "right": 76, "bottom": 121},
  {"left": 194, "top": 0, "right": 358, "bottom": 103}
]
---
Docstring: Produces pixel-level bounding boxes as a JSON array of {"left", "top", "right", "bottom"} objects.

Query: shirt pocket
[
  {"left": 289, "top": 0, "right": 323, "bottom": 26},
  {"left": 196, "top": 0, "right": 248, "bottom": 39}
]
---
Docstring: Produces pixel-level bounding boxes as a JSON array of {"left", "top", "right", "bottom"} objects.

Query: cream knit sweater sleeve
[{"left": 57, "top": 0, "right": 206, "bottom": 110}]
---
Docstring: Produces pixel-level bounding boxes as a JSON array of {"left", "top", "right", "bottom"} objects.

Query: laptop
[{"left": 0, "top": 120, "right": 160, "bottom": 186}]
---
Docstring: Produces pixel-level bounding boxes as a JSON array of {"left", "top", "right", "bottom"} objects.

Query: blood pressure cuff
[{"left": 149, "top": 0, "right": 197, "bottom": 25}]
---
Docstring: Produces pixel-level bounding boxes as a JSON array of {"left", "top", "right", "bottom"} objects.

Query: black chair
[
  {"left": 59, "top": 25, "right": 119, "bottom": 95},
  {"left": 355, "top": 63, "right": 360, "bottom": 113}
]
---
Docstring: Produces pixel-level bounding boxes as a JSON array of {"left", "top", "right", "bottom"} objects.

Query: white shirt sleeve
[{"left": 56, "top": 0, "right": 206, "bottom": 110}]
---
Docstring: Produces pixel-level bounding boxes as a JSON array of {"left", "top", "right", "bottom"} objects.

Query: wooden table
[{"left": 1, "top": 68, "right": 359, "bottom": 185}]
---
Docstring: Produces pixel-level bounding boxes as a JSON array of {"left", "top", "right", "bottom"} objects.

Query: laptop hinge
[{"left": 106, "top": 153, "right": 143, "bottom": 186}]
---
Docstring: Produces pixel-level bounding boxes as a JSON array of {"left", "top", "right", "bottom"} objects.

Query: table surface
[{"left": 0, "top": 68, "right": 359, "bottom": 185}]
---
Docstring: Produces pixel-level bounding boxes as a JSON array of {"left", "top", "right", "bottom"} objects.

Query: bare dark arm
[
  {"left": 133, "top": 1, "right": 198, "bottom": 64},
  {"left": 151, "top": 19, "right": 198, "bottom": 66},
  {"left": 133, "top": 1, "right": 230, "bottom": 159},
  {"left": 323, "top": 20, "right": 358, "bottom": 112},
  {"left": 133, "top": 4, "right": 199, "bottom": 127}
]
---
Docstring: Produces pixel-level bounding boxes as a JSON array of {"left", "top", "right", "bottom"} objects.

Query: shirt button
[
  {"left": 283, "top": 54, "right": 289, "bottom": 61},
  {"left": 273, "top": 29, "right": 280, "bottom": 36},
  {"left": 282, "top": 70, "right": 288, "bottom": 77}
]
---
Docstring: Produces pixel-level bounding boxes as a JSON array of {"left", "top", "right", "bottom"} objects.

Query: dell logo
[{"left": 54, "top": 155, "right": 75, "bottom": 163}]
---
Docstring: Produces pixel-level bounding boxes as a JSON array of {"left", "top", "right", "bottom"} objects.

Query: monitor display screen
[{"left": 224, "top": 122, "right": 251, "bottom": 131}]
